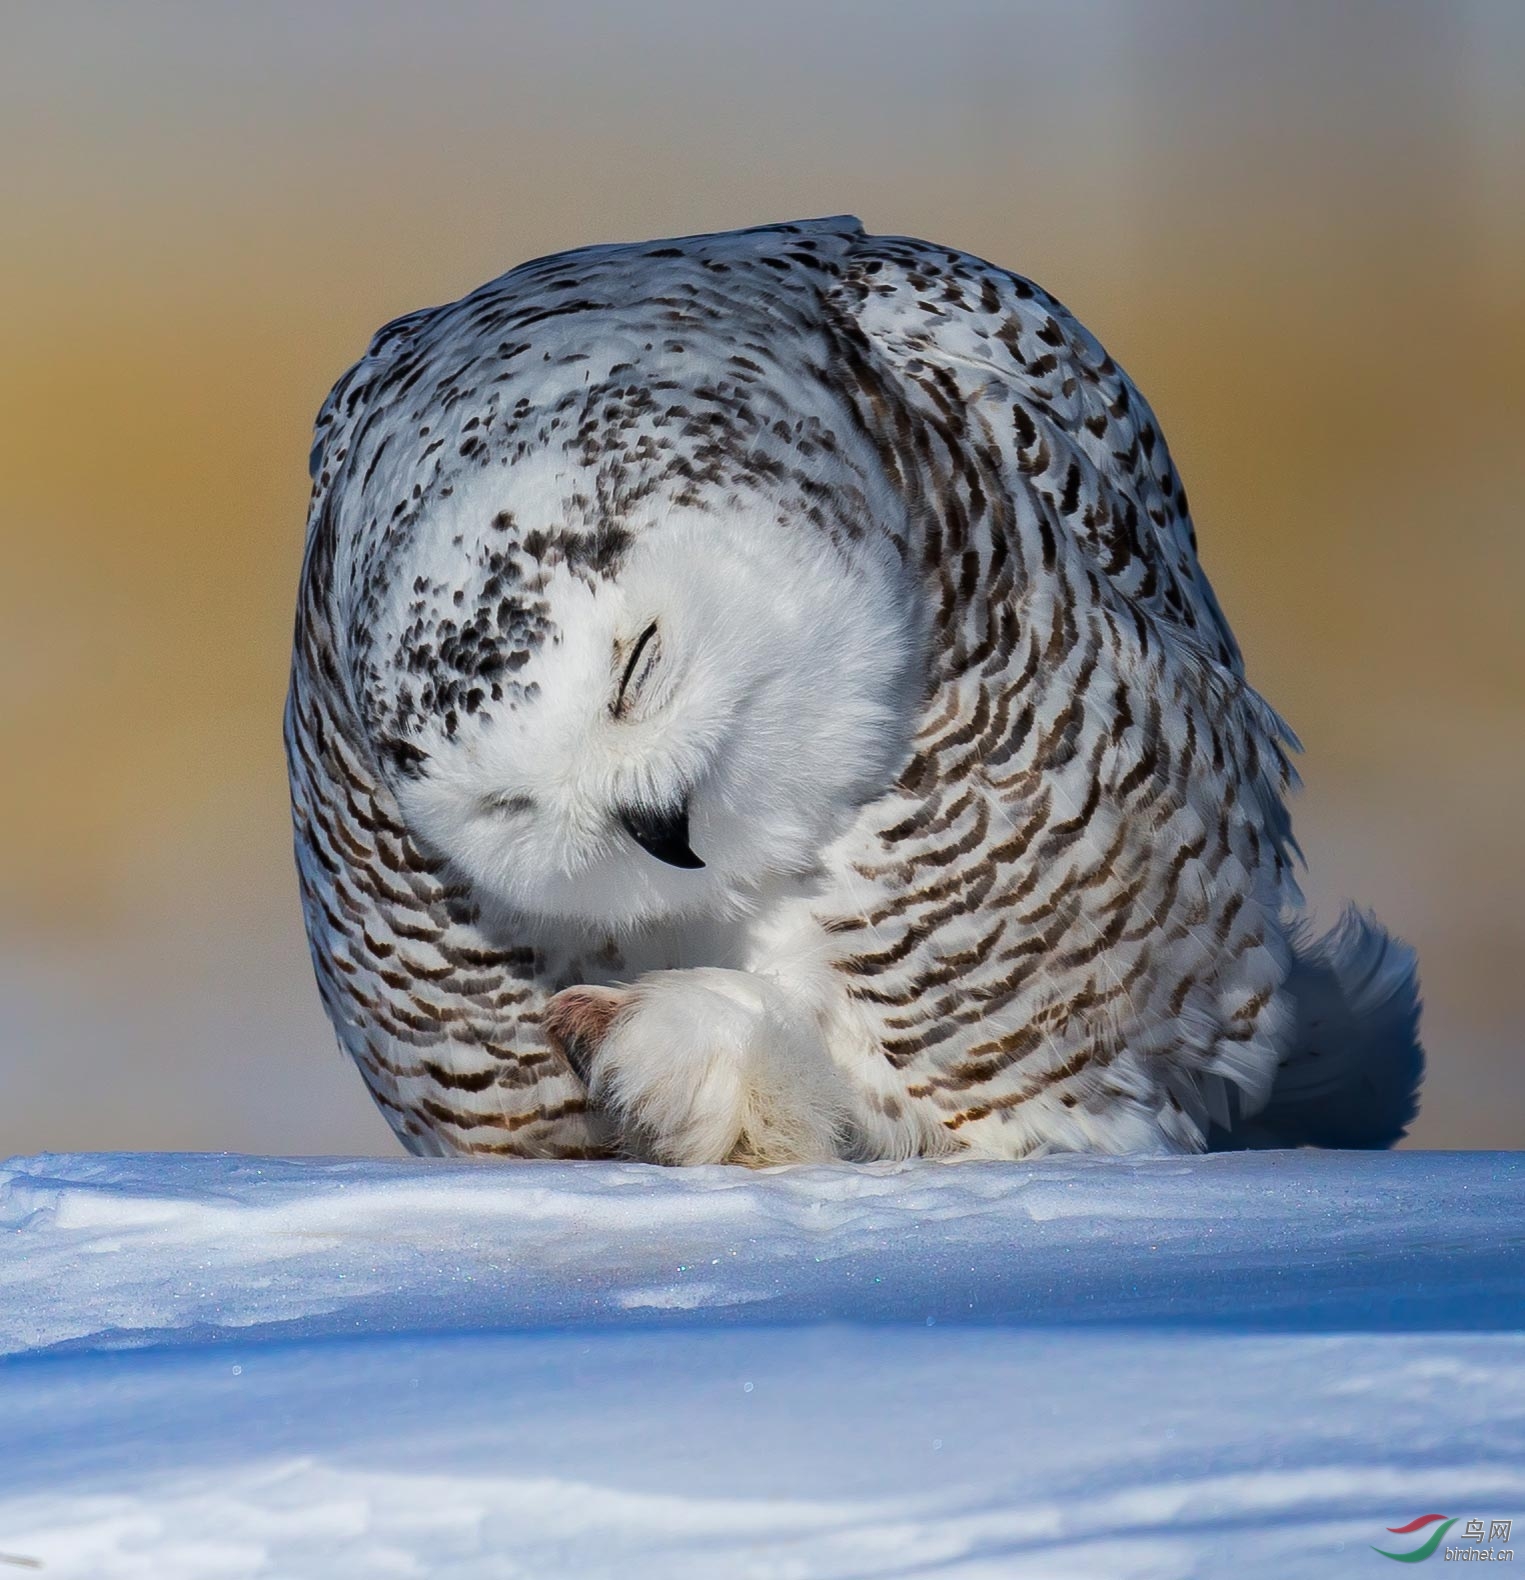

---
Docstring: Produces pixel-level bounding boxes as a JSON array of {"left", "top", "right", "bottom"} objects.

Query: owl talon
[{"left": 544, "top": 985, "right": 632, "bottom": 1084}]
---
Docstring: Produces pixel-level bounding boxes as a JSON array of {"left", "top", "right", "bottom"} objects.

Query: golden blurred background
[{"left": 2, "top": 1, "right": 1520, "bottom": 1154}]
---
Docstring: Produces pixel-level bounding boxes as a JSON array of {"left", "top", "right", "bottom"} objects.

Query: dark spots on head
[{"left": 381, "top": 736, "right": 430, "bottom": 778}]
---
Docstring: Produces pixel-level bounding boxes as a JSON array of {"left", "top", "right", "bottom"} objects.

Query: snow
[{"left": 1, "top": 1151, "right": 1521, "bottom": 1577}]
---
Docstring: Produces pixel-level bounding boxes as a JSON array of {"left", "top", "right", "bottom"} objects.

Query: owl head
[{"left": 361, "top": 467, "right": 923, "bottom": 932}]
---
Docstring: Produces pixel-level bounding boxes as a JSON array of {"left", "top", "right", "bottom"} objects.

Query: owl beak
[{"left": 618, "top": 799, "right": 704, "bottom": 869}]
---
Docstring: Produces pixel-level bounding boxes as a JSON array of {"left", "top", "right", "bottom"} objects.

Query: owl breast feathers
[{"left": 287, "top": 216, "right": 1422, "bottom": 1164}]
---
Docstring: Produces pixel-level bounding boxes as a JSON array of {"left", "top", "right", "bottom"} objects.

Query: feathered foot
[{"left": 546, "top": 968, "right": 847, "bottom": 1166}]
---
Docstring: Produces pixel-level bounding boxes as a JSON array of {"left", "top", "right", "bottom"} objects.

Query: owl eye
[
  {"left": 613, "top": 620, "right": 660, "bottom": 717},
  {"left": 478, "top": 791, "right": 537, "bottom": 817}
]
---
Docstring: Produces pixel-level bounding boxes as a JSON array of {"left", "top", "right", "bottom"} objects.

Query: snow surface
[{"left": 1, "top": 1150, "right": 1521, "bottom": 1577}]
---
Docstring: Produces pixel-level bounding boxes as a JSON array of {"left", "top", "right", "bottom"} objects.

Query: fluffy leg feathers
[{"left": 547, "top": 969, "right": 849, "bottom": 1166}]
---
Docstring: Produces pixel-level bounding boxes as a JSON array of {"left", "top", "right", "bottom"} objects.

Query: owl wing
[
  {"left": 812, "top": 235, "right": 1304, "bottom": 1149},
  {"left": 825, "top": 233, "right": 1296, "bottom": 862},
  {"left": 833, "top": 237, "right": 1251, "bottom": 664}
]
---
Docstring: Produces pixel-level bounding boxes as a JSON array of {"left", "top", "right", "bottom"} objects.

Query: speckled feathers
[{"left": 287, "top": 217, "right": 1421, "bottom": 1162}]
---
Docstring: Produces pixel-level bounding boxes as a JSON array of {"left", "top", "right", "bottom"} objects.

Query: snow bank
[
  {"left": 4, "top": 1150, "right": 1520, "bottom": 1353},
  {"left": 1, "top": 1151, "right": 1521, "bottom": 1577}
]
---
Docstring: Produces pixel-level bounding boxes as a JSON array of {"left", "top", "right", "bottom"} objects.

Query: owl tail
[{"left": 1210, "top": 907, "right": 1425, "bottom": 1151}]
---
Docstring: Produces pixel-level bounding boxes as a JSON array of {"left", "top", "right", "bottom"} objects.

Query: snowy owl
[{"left": 286, "top": 216, "right": 1422, "bottom": 1164}]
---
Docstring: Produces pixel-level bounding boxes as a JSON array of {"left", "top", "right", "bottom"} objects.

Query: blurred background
[{"left": 2, "top": 1, "right": 1520, "bottom": 1155}]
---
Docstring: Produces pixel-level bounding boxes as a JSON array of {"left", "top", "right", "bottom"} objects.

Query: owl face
[{"left": 384, "top": 504, "right": 922, "bottom": 932}]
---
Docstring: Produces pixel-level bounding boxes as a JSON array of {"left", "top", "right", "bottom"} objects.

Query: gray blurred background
[{"left": 2, "top": 1, "right": 1520, "bottom": 1155}]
